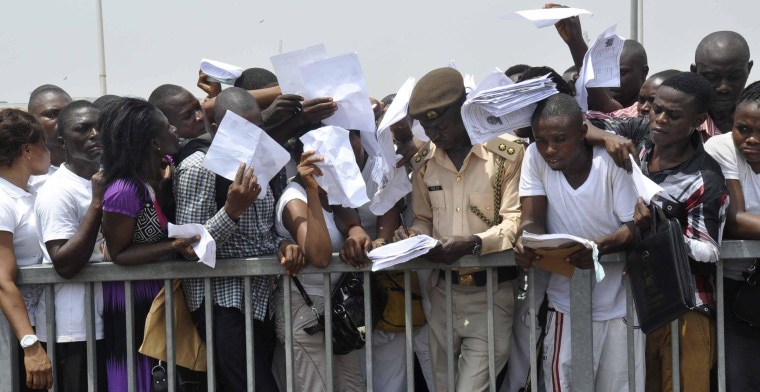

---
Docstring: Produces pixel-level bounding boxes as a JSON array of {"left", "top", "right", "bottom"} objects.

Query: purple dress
[{"left": 102, "top": 179, "right": 168, "bottom": 392}]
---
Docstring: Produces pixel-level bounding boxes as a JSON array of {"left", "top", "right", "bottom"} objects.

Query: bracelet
[{"left": 345, "top": 223, "right": 362, "bottom": 235}]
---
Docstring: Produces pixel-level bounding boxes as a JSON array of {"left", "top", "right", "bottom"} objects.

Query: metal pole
[
  {"left": 95, "top": 0, "right": 108, "bottom": 95},
  {"left": 637, "top": 0, "right": 644, "bottom": 43},
  {"left": 630, "top": 0, "right": 639, "bottom": 41}
]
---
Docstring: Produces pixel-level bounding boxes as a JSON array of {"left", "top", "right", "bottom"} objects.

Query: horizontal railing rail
[{"left": 1, "top": 240, "right": 757, "bottom": 392}]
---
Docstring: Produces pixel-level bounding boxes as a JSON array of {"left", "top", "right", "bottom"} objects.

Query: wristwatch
[
  {"left": 20, "top": 334, "right": 38, "bottom": 349},
  {"left": 472, "top": 236, "right": 483, "bottom": 256}
]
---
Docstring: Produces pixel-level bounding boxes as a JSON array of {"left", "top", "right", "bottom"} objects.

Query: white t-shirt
[
  {"left": 519, "top": 145, "right": 637, "bottom": 321},
  {"left": 28, "top": 165, "right": 58, "bottom": 193},
  {"left": 0, "top": 176, "right": 44, "bottom": 326},
  {"left": 34, "top": 164, "right": 104, "bottom": 342},
  {"left": 275, "top": 182, "right": 343, "bottom": 297},
  {"left": 705, "top": 133, "right": 758, "bottom": 280}
]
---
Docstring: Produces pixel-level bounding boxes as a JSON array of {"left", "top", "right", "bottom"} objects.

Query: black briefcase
[{"left": 626, "top": 204, "right": 695, "bottom": 334}]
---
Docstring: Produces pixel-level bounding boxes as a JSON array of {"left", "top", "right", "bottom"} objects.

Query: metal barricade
[{"left": 1, "top": 240, "right": 756, "bottom": 392}]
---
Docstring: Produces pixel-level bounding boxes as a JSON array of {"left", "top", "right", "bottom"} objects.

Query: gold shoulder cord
[{"left": 469, "top": 156, "right": 506, "bottom": 227}]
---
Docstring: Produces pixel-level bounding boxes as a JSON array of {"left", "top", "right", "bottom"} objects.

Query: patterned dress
[{"left": 102, "top": 179, "right": 168, "bottom": 392}]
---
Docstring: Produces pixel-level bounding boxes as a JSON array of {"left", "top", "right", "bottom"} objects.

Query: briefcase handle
[{"left": 649, "top": 204, "right": 668, "bottom": 234}]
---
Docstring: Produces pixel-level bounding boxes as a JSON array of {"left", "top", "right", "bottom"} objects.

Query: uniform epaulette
[
  {"left": 483, "top": 134, "right": 526, "bottom": 161},
  {"left": 410, "top": 141, "right": 433, "bottom": 172}
]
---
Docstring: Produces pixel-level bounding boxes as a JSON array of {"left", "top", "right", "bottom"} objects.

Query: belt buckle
[{"left": 458, "top": 274, "right": 475, "bottom": 287}]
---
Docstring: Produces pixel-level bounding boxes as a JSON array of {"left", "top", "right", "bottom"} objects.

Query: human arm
[
  {"left": 175, "top": 161, "right": 260, "bottom": 245},
  {"left": 42, "top": 171, "right": 106, "bottom": 279},
  {"left": 725, "top": 180, "right": 760, "bottom": 238},
  {"left": 201, "top": 85, "right": 283, "bottom": 123},
  {"left": 0, "top": 232, "right": 53, "bottom": 390},
  {"left": 514, "top": 196, "right": 547, "bottom": 269},
  {"left": 547, "top": 3, "right": 623, "bottom": 113},
  {"left": 584, "top": 118, "right": 644, "bottom": 172},
  {"left": 332, "top": 205, "right": 372, "bottom": 268},
  {"left": 263, "top": 96, "right": 337, "bottom": 145},
  {"left": 102, "top": 212, "right": 199, "bottom": 266},
  {"left": 281, "top": 151, "right": 333, "bottom": 268},
  {"left": 197, "top": 71, "right": 222, "bottom": 99}
]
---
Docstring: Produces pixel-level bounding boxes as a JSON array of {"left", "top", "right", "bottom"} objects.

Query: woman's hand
[
  {"left": 278, "top": 241, "right": 306, "bottom": 276},
  {"left": 297, "top": 150, "right": 324, "bottom": 191},
  {"left": 23, "top": 342, "right": 53, "bottom": 390},
  {"left": 171, "top": 235, "right": 200, "bottom": 260}
]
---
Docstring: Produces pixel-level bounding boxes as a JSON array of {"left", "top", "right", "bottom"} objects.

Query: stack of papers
[
  {"left": 203, "top": 111, "right": 291, "bottom": 200},
  {"left": 462, "top": 71, "right": 558, "bottom": 144},
  {"left": 502, "top": 7, "right": 593, "bottom": 28},
  {"left": 168, "top": 223, "right": 216, "bottom": 268},
  {"left": 200, "top": 59, "right": 243, "bottom": 85},
  {"left": 300, "top": 126, "right": 370, "bottom": 208},
  {"left": 521, "top": 231, "right": 604, "bottom": 282},
  {"left": 575, "top": 25, "right": 625, "bottom": 112},
  {"left": 369, "top": 235, "right": 440, "bottom": 271}
]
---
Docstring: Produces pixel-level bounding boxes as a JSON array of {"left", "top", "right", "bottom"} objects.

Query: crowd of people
[{"left": 1, "top": 7, "right": 759, "bottom": 392}]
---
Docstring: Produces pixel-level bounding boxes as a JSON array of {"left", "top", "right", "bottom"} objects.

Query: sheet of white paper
[
  {"left": 521, "top": 231, "right": 605, "bottom": 282},
  {"left": 168, "top": 223, "right": 216, "bottom": 268},
  {"left": 575, "top": 25, "right": 625, "bottom": 112},
  {"left": 270, "top": 44, "right": 327, "bottom": 95},
  {"left": 503, "top": 8, "right": 592, "bottom": 28},
  {"left": 300, "top": 53, "right": 376, "bottom": 134},
  {"left": 410, "top": 121, "right": 429, "bottom": 142},
  {"left": 629, "top": 154, "right": 668, "bottom": 205},
  {"left": 200, "top": 58, "right": 243, "bottom": 85},
  {"left": 369, "top": 235, "right": 439, "bottom": 271},
  {"left": 377, "top": 77, "right": 416, "bottom": 134},
  {"left": 300, "top": 126, "right": 370, "bottom": 208},
  {"left": 203, "top": 111, "right": 290, "bottom": 199}
]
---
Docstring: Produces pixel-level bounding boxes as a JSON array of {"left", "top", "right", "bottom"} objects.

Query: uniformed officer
[{"left": 393, "top": 67, "right": 524, "bottom": 392}]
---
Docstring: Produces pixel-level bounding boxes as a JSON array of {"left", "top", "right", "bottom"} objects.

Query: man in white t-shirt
[
  {"left": 34, "top": 100, "right": 107, "bottom": 391},
  {"left": 515, "top": 94, "right": 643, "bottom": 391},
  {"left": 27, "top": 85, "right": 73, "bottom": 191}
]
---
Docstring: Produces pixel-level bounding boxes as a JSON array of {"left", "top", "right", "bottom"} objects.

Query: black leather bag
[
  {"left": 292, "top": 272, "right": 386, "bottom": 355},
  {"left": 626, "top": 204, "right": 695, "bottom": 334},
  {"left": 734, "top": 260, "right": 760, "bottom": 326}
]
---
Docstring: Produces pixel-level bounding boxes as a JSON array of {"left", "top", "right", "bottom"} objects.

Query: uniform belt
[{"left": 441, "top": 267, "right": 518, "bottom": 287}]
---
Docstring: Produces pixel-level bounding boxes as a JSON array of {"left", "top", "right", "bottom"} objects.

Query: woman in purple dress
[{"left": 98, "top": 98, "right": 198, "bottom": 391}]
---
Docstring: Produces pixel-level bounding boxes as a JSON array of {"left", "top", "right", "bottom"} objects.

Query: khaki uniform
[{"left": 409, "top": 134, "right": 524, "bottom": 391}]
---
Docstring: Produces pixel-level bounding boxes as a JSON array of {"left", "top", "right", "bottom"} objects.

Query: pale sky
[{"left": 2, "top": 0, "right": 759, "bottom": 103}]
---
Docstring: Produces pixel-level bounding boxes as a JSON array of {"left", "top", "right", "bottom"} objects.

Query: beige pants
[
  {"left": 272, "top": 284, "right": 365, "bottom": 392},
  {"left": 428, "top": 275, "right": 515, "bottom": 392}
]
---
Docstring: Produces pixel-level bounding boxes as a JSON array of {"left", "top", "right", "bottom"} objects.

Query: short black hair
[
  {"left": 234, "top": 68, "right": 279, "bottom": 90},
  {"left": 93, "top": 94, "right": 121, "bottom": 109},
  {"left": 649, "top": 69, "right": 681, "bottom": 82},
  {"left": 148, "top": 84, "right": 187, "bottom": 112},
  {"left": 381, "top": 94, "right": 396, "bottom": 107},
  {"left": 28, "top": 84, "right": 71, "bottom": 111},
  {"left": 0, "top": 109, "right": 45, "bottom": 167},
  {"left": 531, "top": 93, "right": 584, "bottom": 131},
  {"left": 505, "top": 64, "right": 531, "bottom": 78},
  {"left": 737, "top": 81, "right": 760, "bottom": 107},
  {"left": 214, "top": 87, "right": 259, "bottom": 124},
  {"left": 57, "top": 100, "right": 97, "bottom": 137},
  {"left": 658, "top": 72, "right": 713, "bottom": 113},
  {"left": 518, "top": 66, "right": 574, "bottom": 96},
  {"left": 622, "top": 40, "right": 648, "bottom": 69}
]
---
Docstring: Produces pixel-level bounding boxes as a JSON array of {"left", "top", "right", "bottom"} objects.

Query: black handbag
[
  {"left": 151, "top": 361, "right": 168, "bottom": 392},
  {"left": 734, "top": 260, "right": 760, "bottom": 326},
  {"left": 291, "top": 272, "right": 386, "bottom": 355},
  {"left": 626, "top": 204, "right": 695, "bottom": 334}
]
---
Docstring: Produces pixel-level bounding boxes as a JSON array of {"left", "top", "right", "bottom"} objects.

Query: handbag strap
[{"left": 290, "top": 276, "right": 315, "bottom": 307}]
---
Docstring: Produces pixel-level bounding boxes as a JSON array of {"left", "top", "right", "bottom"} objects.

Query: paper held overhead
[
  {"left": 270, "top": 44, "right": 327, "bottom": 95},
  {"left": 376, "top": 77, "right": 416, "bottom": 135},
  {"left": 575, "top": 25, "right": 625, "bottom": 112},
  {"left": 300, "top": 126, "right": 370, "bottom": 208},
  {"left": 168, "top": 223, "right": 217, "bottom": 268},
  {"left": 200, "top": 59, "right": 243, "bottom": 85},
  {"left": 203, "top": 110, "right": 291, "bottom": 200},
  {"left": 462, "top": 71, "right": 558, "bottom": 144},
  {"left": 300, "top": 53, "right": 376, "bottom": 134},
  {"left": 502, "top": 7, "right": 593, "bottom": 28}
]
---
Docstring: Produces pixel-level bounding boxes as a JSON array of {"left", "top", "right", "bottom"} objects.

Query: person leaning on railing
[
  {"left": 0, "top": 109, "right": 54, "bottom": 391},
  {"left": 98, "top": 98, "right": 200, "bottom": 391},
  {"left": 272, "top": 146, "right": 365, "bottom": 391},
  {"left": 704, "top": 80, "right": 760, "bottom": 392}
]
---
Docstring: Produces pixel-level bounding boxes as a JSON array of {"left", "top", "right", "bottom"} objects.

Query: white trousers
[{"left": 542, "top": 311, "right": 645, "bottom": 392}]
